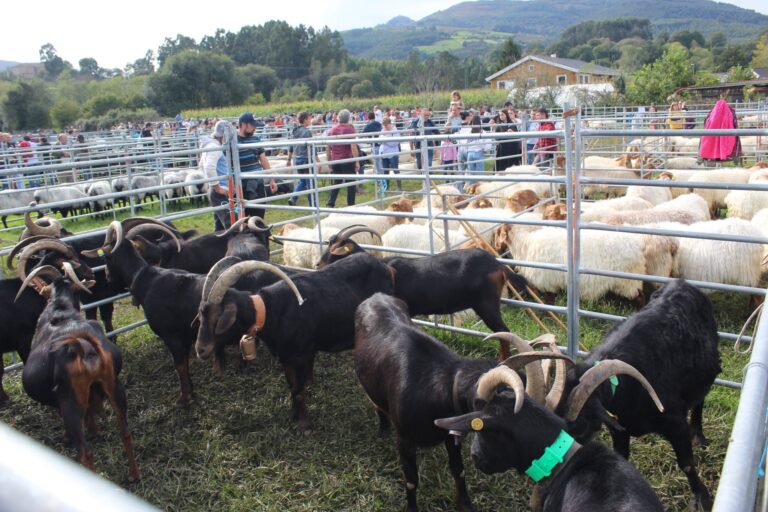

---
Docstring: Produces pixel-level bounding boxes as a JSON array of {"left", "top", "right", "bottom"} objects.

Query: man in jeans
[
  {"left": 237, "top": 112, "right": 277, "bottom": 220},
  {"left": 325, "top": 109, "right": 359, "bottom": 208},
  {"left": 287, "top": 111, "right": 317, "bottom": 207}
]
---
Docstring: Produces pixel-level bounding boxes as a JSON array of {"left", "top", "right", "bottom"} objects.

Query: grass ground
[{"left": 0, "top": 178, "right": 756, "bottom": 511}]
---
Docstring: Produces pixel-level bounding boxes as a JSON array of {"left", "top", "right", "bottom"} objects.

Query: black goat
[
  {"left": 85, "top": 218, "right": 303, "bottom": 404},
  {"left": 354, "top": 293, "right": 571, "bottom": 512},
  {"left": 18, "top": 264, "right": 140, "bottom": 481},
  {"left": 317, "top": 226, "right": 528, "bottom": 357},
  {"left": 131, "top": 216, "right": 272, "bottom": 273},
  {"left": 554, "top": 279, "right": 720, "bottom": 511},
  {"left": 195, "top": 253, "right": 394, "bottom": 433},
  {"left": 0, "top": 238, "right": 95, "bottom": 402},
  {"left": 435, "top": 366, "right": 664, "bottom": 512}
]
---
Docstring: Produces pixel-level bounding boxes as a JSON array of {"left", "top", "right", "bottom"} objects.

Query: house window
[
  {"left": 557, "top": 75, "right": 567, "bottom": 85},
  {"left": 579, "top": 74, "right": 590, "bottom": 84},
  {"left": 497, "top": 81, "right": 506, "bottom": 89},
  {"left": 528, "top": 64, "right": 535, "bottom": 72},
  {"left": 527, "top": 77, "right": 537, "bottom": 86}
]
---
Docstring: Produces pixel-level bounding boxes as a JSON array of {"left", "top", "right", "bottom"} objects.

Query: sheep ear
[{"left": 215, "top": 303, "right": 238, "bottom": 335}]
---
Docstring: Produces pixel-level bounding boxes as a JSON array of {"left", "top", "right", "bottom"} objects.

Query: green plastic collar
[
  {"left": 524, "top": 430, "right": 575, "bottom": 482},
  {"left": 593, "top": 360, "right": 619, "bottom": 396}
]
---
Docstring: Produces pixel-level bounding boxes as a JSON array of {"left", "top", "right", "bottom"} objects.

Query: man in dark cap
[{"left": 237, "top": 112, "right": 276, "bottom": 220}]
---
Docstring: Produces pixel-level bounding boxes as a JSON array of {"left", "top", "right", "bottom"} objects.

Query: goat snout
[{"left": 195, "top": 341, "right": 213, "bottom": 360}]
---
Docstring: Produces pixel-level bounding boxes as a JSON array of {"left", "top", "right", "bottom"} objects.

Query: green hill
[{"left": 342, "top": 0, "right": 768, "bottom": 59}]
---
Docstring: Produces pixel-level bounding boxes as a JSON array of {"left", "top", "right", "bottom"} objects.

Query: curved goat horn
[
  {"left": 565, "top": 360, "right": 665, "bottom": 422},
  {"left": 62, "top": 261, "right": 92, "bottom": 296},
  {"left": 16, "top": 239, "right": 78, "bottom": 282},
  {"left": 484, "top": 332, "right": 546, "bottom": 403},
  {"left": 106, "top": 220, "right": 124, "bottom": 254},
  {"left": 475, "top": 366, "right": 525, "bottom": 414},
  {"left": 7, "top": 235, "right": 59, "bottom": 271},
  {"left": 246, "top": 216, "right": 272, "bottom": 233},
  {"left": 216, "top": 217, "right": 250, "bottom": 238},
  {"left": 337, "top": 225, "right": 382, "bottom": 244},
  {"left": 192, "top": 256, "right": 243, "bottom": 327},
  {"left": 531, "top": 337, "right": 568, "bottom": 412},
  {"left": 205, "top": 261, "right": 304, "bottom": 309},
  {"left": 15, "top": 265, "right": 62, "bottom": 302},
  {"left": 122, "top": 218, "right": 181, "bottom": 253},
  {"left": 23, "top": 211, "right": 62, "bottom": 238}
]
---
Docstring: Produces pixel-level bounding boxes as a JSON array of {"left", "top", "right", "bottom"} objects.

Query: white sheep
[
  {"left": 750, "top": 208, "right": 768, "bottom": 270},
  {"left": 579, "top": 196, "right": 654, "bottom": 223},
  {"left": 651, "top": 193, "right": 710, "bottom": 223},
  {"left": 655, "top": 218, "right": 764, "bottom": 292},
  {"left": 279, "top": 224, "right": 340, "bottom": 269},
  {"left": 86, "top": 180, "right": 114, "bottom": 212},
  {"left": 415, "top": 184, "right": 463, "bottom": 209},
  {"left": 580, "top": 156, "right": 640, "bottom": 197},
  {"left": 505, "top": 225, "right": 647, "bottom": 302},
  {"left": 661, "top": 157, "right": 702, "bottom": 170},
  {"left": 667, "top": 136, "right": 700, "bottom": 155},
  {"left": 381, "top": 223, "right": 468, "bottom": 258},
  {"left": 657, "top": 169, "right": 699, "bottom": 198},
  {"left": 625, "top": 184, "right": 672, "bottom": 206},
  {"left": 687, "top": 168, "right": 752, "bottom": 215},
  {"left": 320, "top": 199, "right": 412, "bottom": 249},
  {"left": 723, "top": 170, "right": 768, "bottom": 220}
]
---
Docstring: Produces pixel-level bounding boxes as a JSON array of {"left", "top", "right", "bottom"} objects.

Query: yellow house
[{"left": 486, "top": 55, "right": 620, "bottom": 90}]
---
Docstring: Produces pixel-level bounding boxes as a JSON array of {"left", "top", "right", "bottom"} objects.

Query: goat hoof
[
  {"left": 692, "top": 491, "right": 712, "bottom": 511},
  {"left": 378, "top": 428, "right": 391, "bottom": 440},
  {"left": 176, "top": 394, "right": 192, "bottom": 406},
  {"left": 128, "top": 469, "right": 142, "bottom": 483}
]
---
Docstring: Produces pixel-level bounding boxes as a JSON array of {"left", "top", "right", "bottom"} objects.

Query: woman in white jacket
[
  {"left": 202, "top": 120, "right": 231, "bottom": 230},
  {"left": 378, "top": 117, "right": 402, "bottom": 192}
]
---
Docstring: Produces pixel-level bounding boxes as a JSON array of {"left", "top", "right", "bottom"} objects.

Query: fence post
[{"left": 564, "top": 109, "right": 581, "bottom": 358}]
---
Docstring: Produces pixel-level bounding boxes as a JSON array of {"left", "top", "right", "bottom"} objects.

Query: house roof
[
  {"left": 754, "top": 67, "right": 768, "bottom": 79},
  {"left": 485, "top": 55, "right": 621, "bottom": 82}
]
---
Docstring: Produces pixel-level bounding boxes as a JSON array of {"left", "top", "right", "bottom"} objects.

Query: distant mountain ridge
[
  {"left": 0, "top": 60, "right": 20, "bottom": 72},
  {"left": 342, "top": 0, "right": 768, "bottom": 59}
]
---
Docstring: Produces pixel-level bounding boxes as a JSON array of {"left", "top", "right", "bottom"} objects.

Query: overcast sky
[{"left": 4, "top": 0, "right": 767, "bottom": 70}]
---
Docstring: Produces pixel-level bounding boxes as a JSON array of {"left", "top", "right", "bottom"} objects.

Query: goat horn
[
  {"left": 201, "top": 256, "right": 243, "bottom": 305},
  {"left": 246, "top": 216, "right": 272, "bottom": 233},
  {"left": 206, "top": 261, "right": 305, "bottom": 309},
  {"left": 23, "top": 211, "right": 61, "bottom": 238},
  {"left": 484, "top": 332, "right": 546, "bottom": 403},
  {"left": 475, "top": 366, "right": 525, "bottom": 414},
  {"left": 7, "top": 235, "right": 58, "bottom": 270},
  {"left": 62, "top": 261, "right": 91, "bottom": 295},
  {"left": 337, "top": 225, "right": 382, "bottom": 244},
  {"left": 565, "top": 360, "right": 665, "bottom": 422},
  {"left": 531, "top": 338, "right": 567, "bottom": 412},
  {"left": 15, "top": 265, "right": 62, "bottom": 302},
  {"left": 16, "top": 239, "right": 78, "bottom": 282},
  {"left": 501, "top": 352, "right": 573, "bottom": 406},
  {"left": 105, "top": 220, "right": 124, "bottom": 254},
  {"left": 122, "top": 218, "right": 181, "bottom": 252},
  {"left": 216, "top": 217, "right": 250, "bottom": 237}
]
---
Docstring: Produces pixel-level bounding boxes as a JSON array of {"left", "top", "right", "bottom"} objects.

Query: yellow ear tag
[
  {"left": 97, "top": 249, "right": 105, "bottom": 257},
  {"left": 344, "top": 245, "right": 351, "bottom": 253},
  {"left": 471, "top": 418, "right": 484, "bottom": 431}
]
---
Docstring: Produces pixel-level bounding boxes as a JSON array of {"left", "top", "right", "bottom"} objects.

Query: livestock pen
[{"left": 0, "top": 111, "right": 767, "bottom": 511}]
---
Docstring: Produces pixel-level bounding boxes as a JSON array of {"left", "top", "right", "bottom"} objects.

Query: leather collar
[{"left": 247, "top": 295, "right": 266, "bottom": 336}]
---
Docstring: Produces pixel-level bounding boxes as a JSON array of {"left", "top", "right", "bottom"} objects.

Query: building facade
[{"left": 486, "top": 55, "right": 620, "bottom": 90}]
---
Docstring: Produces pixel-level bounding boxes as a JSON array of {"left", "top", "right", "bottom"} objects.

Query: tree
[
  {"left": 157, "top": 34, "right": 198, "bottom": 67},
  {"left": 1, "top": 80, "right": 52, "bottom": 130},
  {"left": 78, "top": 58, "right": 102, "bottom": 79},
  {"left": 236, "top": 64, "right": 279, "bottom": 101},
  {"left": 752, "top": 31, "right": 768, "bottom": 68},
  {"left": 125, "top": 50, "right": 155, "bottom": 77},
  {"left": 669, "top": 30, "right": 706, "bottom": 50},
  {"left": 51, "top": 99, "right": 80, "bottom": 129},
  {"left": 146, "top": 50, "right": 249, "bottom": 115},
  {"left": 715, "top": 43, "right": 755, "bottom": 72},
  {"left": 325, "top": 72, "right": 361, "bottom": 98},
  {"left": 627, "top": 43, "right": 694, "bottom": 105},
  {"left": 39, "top": 43, "right": 70, "bottom": 79},
  {"left": 83, "top": 94, "right": 123, "bottom": 117},
  {"left": 727, "top": 65, "right": 755, "bottom": 82},
  {"left": 493, "top": 37, "right": 521, "bottom": 70}
]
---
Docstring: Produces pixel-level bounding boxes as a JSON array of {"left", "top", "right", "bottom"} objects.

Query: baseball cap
[{"left": 239, "top": 112, "right": 257, "bottom": 126}]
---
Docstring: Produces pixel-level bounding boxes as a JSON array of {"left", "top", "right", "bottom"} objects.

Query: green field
[{"left": 0, "top": 180, "right": 755, "bottom": 511}]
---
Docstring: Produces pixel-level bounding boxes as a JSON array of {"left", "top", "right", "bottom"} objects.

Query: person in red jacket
[{"left": 533, "top": 107, "right": 557, "bottom": 169}]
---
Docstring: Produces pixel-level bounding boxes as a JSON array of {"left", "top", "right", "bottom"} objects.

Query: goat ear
[
  {"left": 434, "top": 410, "right": 485, "bottom": 434},
  {"left": 215, "top": 303, "right": 238, "bottom": 335},
  {"left": 330, "top": 242, "right": 352, "bottom": 256}
]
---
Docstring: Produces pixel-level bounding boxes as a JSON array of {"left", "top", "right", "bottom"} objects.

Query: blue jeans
[
  {"left": 526, "top": 143, "right": 536, "bottom": 164},
  {"left": 466, "top": 150, "right": 485, "bottom": 183},
  {"left": 415, "top": 147, "right": 434, "bottom": 171},
  {"left": 289, "top": 156, "right": 314, "bottom": 206},
  {"left": 380, "top": 154, "right": 401, "bottom": 191}
]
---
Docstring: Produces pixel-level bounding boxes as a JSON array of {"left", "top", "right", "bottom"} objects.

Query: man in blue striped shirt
[{"left": 238, "top": 113, "right": 277, "bottom": 220}]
